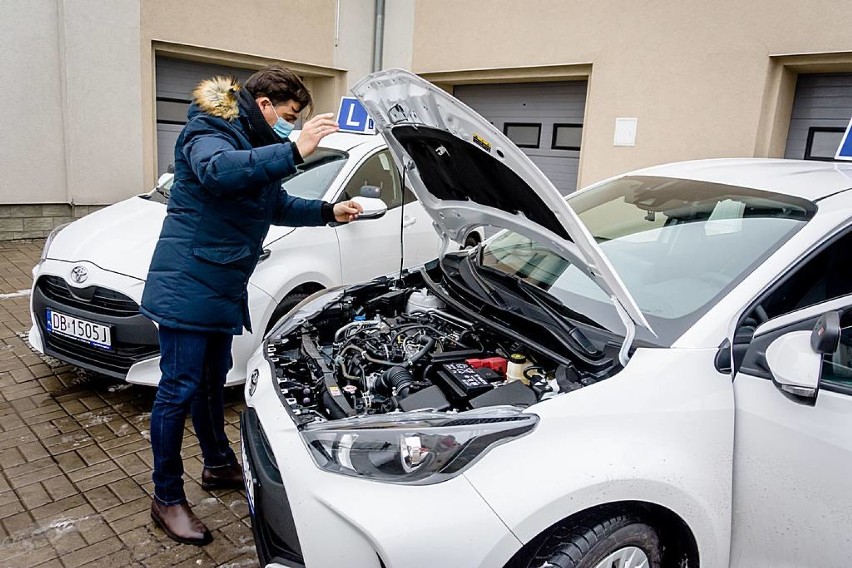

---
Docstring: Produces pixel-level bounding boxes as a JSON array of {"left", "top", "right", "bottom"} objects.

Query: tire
[
  {"left": 526, "top": 513, "right": 662, "bottom": 568},
  {"left": 264, "top": 292, "right": 310, "bottom": 334}
]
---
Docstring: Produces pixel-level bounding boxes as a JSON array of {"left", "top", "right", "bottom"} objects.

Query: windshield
[
  {"left": 281, "top": 148, "right": 348, "bottom": 199},
  {"left": 479, "top": 175, "right": 816, "bottom": 345}
]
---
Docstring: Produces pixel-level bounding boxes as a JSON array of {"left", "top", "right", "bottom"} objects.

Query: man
[{"left": 140, "top": 65, "right": 362, "bottom": 545}]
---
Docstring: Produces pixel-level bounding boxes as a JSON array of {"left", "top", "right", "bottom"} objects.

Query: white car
[
  {"left": 242, "top": 69, "right": 852, "bottom": 568},
  {"left": 28, "top": 132, "right": 469, "bottom": 386}
]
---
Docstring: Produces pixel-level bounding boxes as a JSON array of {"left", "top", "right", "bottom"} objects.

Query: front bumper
[
  {"left": 241, "top": 408, "right": 306, "bottom": 567},
  {"left": 29, "top": 260, "right": 264, "bottom": 387},
  {"left": 241, "top": 356, "right": 523, "bottom": 568},
  {"left": 30, "top": 263, "right": 158, "bottom": 379}
]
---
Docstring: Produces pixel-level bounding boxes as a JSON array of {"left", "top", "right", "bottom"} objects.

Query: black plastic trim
[
  {"left": 502, "top": 122, "right": 542, "bottom": 149},
  {"left": 551, "top": 123, "right": 583, "bottom": 151},
  {"left": 804, "top": 126, "right": 845, "bottom": 162},
  {"left": 32, "top": 281, "right": 159, "bottom": 378},
  {"left": 241, "top": 408, "right": 305, "bottom": 567}
]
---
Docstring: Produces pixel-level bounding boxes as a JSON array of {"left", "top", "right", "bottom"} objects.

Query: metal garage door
[
  {"left": 784, "top": 73, "right": 852, "bottom": 161},
  {"left": 155, "top": 57, "right": 255, "bottom": 175},
  {"left": 454, "top": 81, "right": 587, "bottom": 194}
]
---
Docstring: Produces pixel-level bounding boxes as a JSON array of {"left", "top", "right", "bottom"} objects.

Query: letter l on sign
[{"left": 336, "top": 97, "right": 375, "bottom": 134}]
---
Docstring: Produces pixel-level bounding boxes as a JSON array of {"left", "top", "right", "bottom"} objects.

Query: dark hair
[{"left": 244, "top": 65, "right": 312, "bottom": 114}]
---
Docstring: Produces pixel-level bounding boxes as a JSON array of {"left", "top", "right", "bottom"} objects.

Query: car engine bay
[{"left": 265, "top": 268, "right": 620, "bottom": 427}]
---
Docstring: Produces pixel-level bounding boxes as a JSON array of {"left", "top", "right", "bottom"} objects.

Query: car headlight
[
  {"left": 40, "top": 222, "right": 71, "bottom": 262},
  {"left": 301, "top": 407, "right": 538, "bottom": 484}
]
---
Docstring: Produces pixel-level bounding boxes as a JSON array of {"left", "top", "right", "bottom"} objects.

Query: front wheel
[
  {"left": 526, "top": 513, "right": 662, "bottom": 568},
  {"left": 264, "top": 292, "right": 311, "bottom": 335}
]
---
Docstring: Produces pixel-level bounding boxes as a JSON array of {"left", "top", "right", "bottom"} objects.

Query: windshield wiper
[
  {"left": 468, "top": 260, "right": 606, "bottom": 364},
  {"left": 513, "top": 278, "right": 602, "bottom": 360},
  {"left": 460, "top": 252, "right": 509, "bottom": 309}
]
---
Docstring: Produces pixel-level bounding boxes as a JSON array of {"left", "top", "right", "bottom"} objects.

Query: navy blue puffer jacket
[{"left": 140, "top": 77, "right": 329, "bottom": 334}]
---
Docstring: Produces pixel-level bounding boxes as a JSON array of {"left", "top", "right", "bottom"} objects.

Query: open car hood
[{"left": 352, "top": 69, "right": 653, "bottom": 338}]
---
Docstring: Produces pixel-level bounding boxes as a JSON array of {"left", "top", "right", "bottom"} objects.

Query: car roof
[
  {"left": 627, "top": 158, "right": 852, "bottom": 201},
  {"left": 291, "top": 130, "right": 384, "bottom": 152}
]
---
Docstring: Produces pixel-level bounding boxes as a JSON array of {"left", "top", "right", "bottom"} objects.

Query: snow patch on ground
[
  {"left": 79, "top": 411, "right": 118, "bottom": 428},
  {"left": 15, "top": 331, "right": 65, "bottom": 368},
  {"left": 0, "top": 514, "right": 91, "bottom": 559},
  {"left": 218, "top": 558, "right": 257, "bottom": 568},
  {"left": 0, "top": 289, "right": 31, "bottom": 300}
]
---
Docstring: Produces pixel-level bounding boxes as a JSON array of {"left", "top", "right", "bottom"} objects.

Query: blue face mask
[{"left": 271, "top": 107, "right": 295, "bottom": 139}]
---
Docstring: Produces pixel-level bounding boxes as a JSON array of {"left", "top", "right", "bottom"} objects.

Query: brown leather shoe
[
  {"left": 201, "top": 463, "right": 244, "bottom": 491},
  {"left": 150, "top": 499, "right": 212, "bottom": 546}
]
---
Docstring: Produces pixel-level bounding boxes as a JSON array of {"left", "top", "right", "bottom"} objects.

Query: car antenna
[{"left": 398, "top": 160, "right": 413, "bottom": 283}]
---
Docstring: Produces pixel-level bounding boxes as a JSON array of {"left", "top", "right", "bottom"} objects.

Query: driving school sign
[
  {"left": 835, "top": 117, "right": 852, "bottom": 161},
  {"left": 337, "top": 97, "right": 375, "bottom": 134}
]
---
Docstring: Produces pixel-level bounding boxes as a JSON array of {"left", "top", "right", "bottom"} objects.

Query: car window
[
  {"left": 824, "top": 330, "right": 852, "bottom": 391},
  {"left": 281, "top": 148, "right": 349, "bottom": 200},
  {"left": 758, "top": 230, "right": 852, "bottom": 321},
  {"left": 821, "top": 309, "right": 852, "bottom": 393},
  {"left": 340, "top": 150, "right": 415, "bottom": 209}
]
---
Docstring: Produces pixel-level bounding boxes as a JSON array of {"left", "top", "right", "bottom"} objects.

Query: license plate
[
  {"left": 241, "top": 440, "right": 255, "bottom": 515},
  {"left": 46, "top": 309, "right": 112, "bottom": 349}
]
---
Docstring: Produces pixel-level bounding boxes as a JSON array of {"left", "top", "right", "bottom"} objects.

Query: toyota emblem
[{"left": 70, "top": 265, "right": 88, "bottom": 284}]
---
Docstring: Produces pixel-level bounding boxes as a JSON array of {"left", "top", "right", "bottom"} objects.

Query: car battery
[
  {"left": 434, "top": 362, "right": 493, "bottom": 402},
  {"left": 465, "top": 356, "right": 508, "bottom": 376}
]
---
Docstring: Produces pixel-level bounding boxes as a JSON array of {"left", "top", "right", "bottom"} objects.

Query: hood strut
[{"left": 612, "top": 297, "right": 635, "bottom": 366}]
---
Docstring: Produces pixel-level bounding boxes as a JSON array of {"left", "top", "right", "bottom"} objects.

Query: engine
[{"left": 266, "top": 280, "right": 607, "bottom": 427}]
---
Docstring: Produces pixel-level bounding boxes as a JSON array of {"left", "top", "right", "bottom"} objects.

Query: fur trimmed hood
[{"left": 192, "top": 76, "right": 241, "bottom": 121}]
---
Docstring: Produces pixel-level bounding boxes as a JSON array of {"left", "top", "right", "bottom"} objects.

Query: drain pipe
[{"left": 372, "top": 0, "right": 385, "bottom": 72}]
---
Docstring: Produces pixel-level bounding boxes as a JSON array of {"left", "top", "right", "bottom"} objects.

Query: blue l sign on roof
[
  {"left": 337, "top": 97, "right": 375, "bottom": 134},
  {"left": 835, "top": 117, "right": 852, "bottom": 161}
]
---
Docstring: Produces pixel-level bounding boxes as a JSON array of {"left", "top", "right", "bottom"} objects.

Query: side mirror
[
  {"left": 359, "top": 185, "right": 381, "bottom": 199},
  {"left": 350, "top": 195, "right": 387, "bottom": 220},
  {"left": 765, "top": 330, "right": 821, "bottom": 400},
  {"left": 811, "top": 310, "right": 841, "bottom": 354}
]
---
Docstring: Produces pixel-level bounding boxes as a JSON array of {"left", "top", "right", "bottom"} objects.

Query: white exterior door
[
  {"left": 729, "top": 297, "right": 852, "bottom": 567},
  {"left": 335, "top": 150, "right": 438, "bottom": 283}
]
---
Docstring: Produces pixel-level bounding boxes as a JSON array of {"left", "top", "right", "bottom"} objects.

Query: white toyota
[
  {"left": 242, "top": 70, "right": 852, "bottom": 568},
  {"left": 29, "top": 132, "right": 462, "bottom": 386}
]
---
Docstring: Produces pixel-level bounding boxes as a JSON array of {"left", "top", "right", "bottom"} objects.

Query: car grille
[
  {"left": 43, "top": 331, "right": 159, "bottom": 376},
  {"left": 33, "top": 276, "right": 159, "bottom": 378},
  {"left": 38, "top": 275, "right": 139, "bottom": 317}
]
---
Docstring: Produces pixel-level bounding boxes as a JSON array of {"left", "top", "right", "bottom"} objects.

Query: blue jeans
[{"left": 151, "top": 326, "right": 238, "bottom": 505}]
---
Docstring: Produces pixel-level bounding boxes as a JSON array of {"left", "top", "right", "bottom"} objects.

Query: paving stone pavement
[{"left": 0, "top": 240, "right": 258, "bottom": 568}]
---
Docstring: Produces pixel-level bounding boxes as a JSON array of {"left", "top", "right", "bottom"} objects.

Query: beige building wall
[
  {"left": 383, "top": 0, "right": 415, "bottom": 71},
  {"left": 411, "top": 0, "right": 852, "bottom": 187},
  {"left": 0, "top": 0, "right": 356, "bottom": 224},
  {"left": 334, "top": 0, "right": 376, "bottom": 91},
  {"left": 0, "top": 0, "right": 143, "bottom": 238},
  {"left": 1, "top": 0, "right": 68, "bottom": 208}
]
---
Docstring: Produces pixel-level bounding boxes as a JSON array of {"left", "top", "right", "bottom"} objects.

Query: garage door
[
  {"left": 784, "top": 73, "right": 852, "bottom": 161},
  {"left": 454, "top": 81, "right": 587, "bottom": 194},
  {"left": 155, "top": 57, "right": 255, "bottom": 175}
]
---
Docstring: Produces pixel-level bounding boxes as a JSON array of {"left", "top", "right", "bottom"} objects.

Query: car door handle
[{"left": 402, "top": 215, "right": 416, "bottom": 227}]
